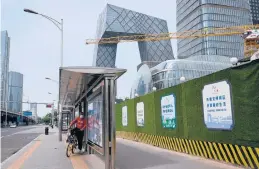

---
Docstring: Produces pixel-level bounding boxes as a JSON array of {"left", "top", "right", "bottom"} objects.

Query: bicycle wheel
[
  {"left": 66, "top": 143, "right": 73, "bottom": 157},
  {"left": 71, "top": 144, "right": 76, "bottom": 154}
]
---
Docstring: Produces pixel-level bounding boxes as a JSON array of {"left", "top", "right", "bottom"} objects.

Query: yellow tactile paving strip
[
  {"left": 6, "top": 139, "right": 41, "bottom": 169},
  {"left": 63, "top": 135, "right": 90, "bottom": 169},
  {"left": 5, "top": 134, "right": 90, "bottom": 169},
  {"left": 70, "top": 155, "right": 90, "bottom": 169}
]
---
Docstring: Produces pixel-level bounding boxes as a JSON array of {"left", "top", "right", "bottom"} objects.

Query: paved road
[
  {"left": 1, "top": 126, "right": 37, "bottom": 137},
  {"left": 1, "top": 125, "right": 54, "bottom": 163}
]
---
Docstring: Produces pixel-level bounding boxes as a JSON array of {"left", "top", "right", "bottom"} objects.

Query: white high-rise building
[
  {"left": 30, "top": 103, "right": 38, "bottom": 123},
  {"left": 1, "top": 31, "right": 10, "bottom": 111},
  {"left": 8, "top": 71, "right": 23, "bottom": 114}
]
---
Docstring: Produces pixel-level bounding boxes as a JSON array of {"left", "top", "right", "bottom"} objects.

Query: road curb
[{"left": 1, "top": 134, "right": 42, "bottom": 167}]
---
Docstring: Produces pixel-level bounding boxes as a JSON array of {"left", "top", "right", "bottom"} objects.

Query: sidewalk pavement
[
  {"left": 1, "top": 126, "right": 90, "bottom": 169},
  {"left": 1, "top": 126, "right": 244, "bottom": 169}
]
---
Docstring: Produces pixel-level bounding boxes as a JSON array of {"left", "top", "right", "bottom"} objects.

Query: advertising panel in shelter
[{"left": 88, "top": 94, "right": 103, "bottom": 147}]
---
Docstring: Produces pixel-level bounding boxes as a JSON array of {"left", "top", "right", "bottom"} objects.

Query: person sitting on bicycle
[{"left": 69, "top": 112, "right": 87, "bottom": 153}]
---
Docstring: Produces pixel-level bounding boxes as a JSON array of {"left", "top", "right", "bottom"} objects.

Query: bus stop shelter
[{"left": 58, "top": 66, "right": 126, "bottom": 169}]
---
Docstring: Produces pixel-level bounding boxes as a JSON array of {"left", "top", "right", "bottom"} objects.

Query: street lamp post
[
  {"left": 45, "top": 77, "right": 61, "bottom": 141},
  {"left": 47, "top": 92, "right": 55, "bottom": 127},
  {"left": 24, "top": 8, "right": 63, "bottom": 141},
  {"left": 45, "top": 77, "right": 59, "bottom": 84},
  {"left": 24, "top": 9, "right": 63, "bottom": 67}
]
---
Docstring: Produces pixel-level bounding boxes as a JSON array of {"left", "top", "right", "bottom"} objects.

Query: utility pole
[{"left": 24, "top": 8, "right": 64, "bottom": 141}]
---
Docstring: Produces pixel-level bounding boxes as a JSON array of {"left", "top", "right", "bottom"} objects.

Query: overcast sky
[{"left": 2, "top": 0, "right": 177, "bottom": 117}]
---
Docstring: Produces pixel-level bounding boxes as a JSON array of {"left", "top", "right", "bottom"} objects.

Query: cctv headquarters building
[{"left": 92, "top": 3, "right": 252, "bottom": 97}]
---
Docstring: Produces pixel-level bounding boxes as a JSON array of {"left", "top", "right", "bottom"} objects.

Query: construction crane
[
  {"left": 85, "top": 24, "right": 259, "bottom": 58},
  {"left": 243, "top": 29, "right": 259, "bottom": 57}
]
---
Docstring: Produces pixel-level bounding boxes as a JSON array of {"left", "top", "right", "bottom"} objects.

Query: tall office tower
[
  {"left": 177, "top": 0, "right": 252, "bottom": 59},
  {"left": 1, "top": 31, "right": 10, "bottom": 110},
  {"left": 8, "top": 71, "right": 23, "bottom": 114},
  {"left": 93, "top": 4, "right": 174, "bottom": 68},
  {"left": 249, "top": 0, "right": 259, "bottom": 24}
]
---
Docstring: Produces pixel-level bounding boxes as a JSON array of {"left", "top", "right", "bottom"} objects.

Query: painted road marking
[
  {"left": 6, "top": 140, "right": 41, "bottom": 169},
  {"left": 1, "top": 126, "right": 39, "bottom": 138},
  {"left": 1, "top": 132, "right": 23, "bottom": 138}
]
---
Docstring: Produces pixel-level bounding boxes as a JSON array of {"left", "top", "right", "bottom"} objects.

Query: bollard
[{"left": 45, "top": 127, "right": 49, "bottom": 135}]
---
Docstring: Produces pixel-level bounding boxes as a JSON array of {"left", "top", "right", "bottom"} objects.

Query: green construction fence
[{"left": 115, "top": 59, "right": 259, "bottom": 147}]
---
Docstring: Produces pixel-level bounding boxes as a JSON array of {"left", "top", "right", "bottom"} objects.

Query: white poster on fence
[
  {"left": 202, "top": 80, "right": 234, "bottom": 130},
  {"left": 136, "top": 102, "right": 144, "bottom": 126},
  {"left": 161, "top": 94, "right": 176, "bottom": 129},
  {"left": 122, "top": 106, "right": 128, "bottom": 126}
]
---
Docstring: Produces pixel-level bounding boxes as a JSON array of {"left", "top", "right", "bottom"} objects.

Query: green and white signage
[
  {"left": 136, "top": 102, "right": 144, "bottom": 127},
  {"left": 122, "top": 106, "right": 128, "bottom": 126},
  {"left": 161, "top": 94, "right": 176, "bottom": 129}
]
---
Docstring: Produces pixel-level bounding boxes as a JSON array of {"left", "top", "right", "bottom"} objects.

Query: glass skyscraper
[
  {"left": 1, "top": 30, "right": 10, "bottom": 110},
  {"left": 250, "top": 0, "right": 259, "bottom": 24},
  {"left": 93, "top": 4, "right": 174, "bottom": 68},
  {"left": 177, "top": 0, "right": 252, "bottom": 59},
  {"left": 8, "top": 71, "right": 23, "bottom": 114}
]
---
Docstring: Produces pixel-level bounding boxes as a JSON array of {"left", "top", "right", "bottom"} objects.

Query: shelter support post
[
  {"left": 79, "top": 103, "right": 82, "bottom": 113},
  {"left": 109, "top": 77, "right": 116, "bottom": 169},
  {"left": 58, "top": 102, "right": 62, "bottom": 141},
  {"left": 104, "top": 76, "right": 116, "bottom": 169},
  {"left": 72, "top": 108, "right": 75, "bottom": 121},
  {"left": 83, "top": 97, "right": 88, "bottom": 145}
]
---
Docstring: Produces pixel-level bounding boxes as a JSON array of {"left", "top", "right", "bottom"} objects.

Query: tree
[
  {"left": 115, "top": 98, "right": 124, "bottom": 104},
  {"left": 42, "top": 113, "right": 52, "bottom": 124},
  {"left": 37, "top": 117, "right": 42, "bottom": 123}
]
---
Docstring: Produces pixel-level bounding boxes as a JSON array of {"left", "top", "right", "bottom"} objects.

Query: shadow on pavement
[{"left": 115, "top": 142, "right": 177, "bottom": 169}]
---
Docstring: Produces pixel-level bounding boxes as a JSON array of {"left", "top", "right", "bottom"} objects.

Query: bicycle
[
  {"left": 66, "top": 128, "right": 78, "bottom": 157},
  {"left": 66, "top": 127, "right": 86, "bottom": 157}
]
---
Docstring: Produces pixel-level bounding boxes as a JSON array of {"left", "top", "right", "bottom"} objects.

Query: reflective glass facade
[
  {"left": 130, "top": 64, "right": 152, "bottom": 98},
  {"left": 93, "top": 4, "right": 174, "bottom": 67},
  {"left": 8, "top": 71, "right": 23, "bottom": 114},
  {"left": 250, "top": 0, "right": 259, "bottom": 24},
  {"left": 131, "top": 55, "right": 232, "bottom": 97},
  {"left": 177, "top": 0, "right": 252, "bottom": 59},
  {"left": 1, "top": 31, "right": 10, "bottom": 110}
]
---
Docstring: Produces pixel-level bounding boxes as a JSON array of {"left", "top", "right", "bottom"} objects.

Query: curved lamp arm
[
  {"left": 40, "top": 14, "right": 62, "bottom": 31},
  {"left": 24, "top": 9, "right": 62, "bottom": 31}
]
